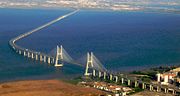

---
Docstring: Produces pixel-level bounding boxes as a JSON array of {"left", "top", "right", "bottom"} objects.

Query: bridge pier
[
  {"left": 165, "top": 88, "right": 170, "bottom": 94},
  {"left": 164, "top": 88, "right": 167, "bottom": 93},
  {"left": 110, "top": 74, "right": 113, "bottom": 81},
  {"left": 24, "top": 51, "right": 26, "bottom": 56},
  {"left": 48, "top": 57, "right": 51, "bottom": 64},
  {"left": 19, "top": 50, "right": 22, "bottom": 55},
  {"left": 93, "top": 69, "right": 96, "bottom": 77},
  {"left": 28, "top": 52, "right": 30, "bottom": 58},
  {"left": 54, "top": 45, "right": 63, "bottom": 67},
  {"left": 103, "top": 72, "right": 106, "bottom": 80},
  {"left": 115, "top": 76, "right": 118, "bottom": 83},
  {"left": 156, "top": 86, "right": 161, "bottom": 92},
  {"left": 150, "top": 84, "right": 153, "bottom": 91},
  {"left": 128, "top": 79, "right": 131, "bottom": 86},
  {"left": 98, "top": 71, "right": 102, "bottom": 78},
  {"left": 157, "top": 86, "right": 159, "bottom": 92},
  {"left": 31, "top": 53, "right": 34, "bottom": 59},
  {"left": 173, "top": 89, "right": 176, "bottom": 95},
  {"left": 142, "top": 83, "right": 146, "bottom": 89},
  {"left": 121, "top": 78, "right": 124, "bottom": 84},
  {"left": 40, "top": 55, "right": 43, "bottom": 61},
  {"left": 134, "top": 81, "right": 138, "bottom": 87},
  {"left": 52, "top": 58, "right": 55, "bottom": 64},
  {"left": 35, "top": 54, "right": 38, "bottom": 60},
  {"left": 167, "top": 88, "right": 169, "bottom": 93},
  {"left": 44, "top": 56, "right": 46, "bottom": 63}
]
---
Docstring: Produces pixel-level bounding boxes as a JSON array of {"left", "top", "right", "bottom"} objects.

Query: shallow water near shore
[{"left": 0, "top": 8, "right": 180, "bottom": 82}]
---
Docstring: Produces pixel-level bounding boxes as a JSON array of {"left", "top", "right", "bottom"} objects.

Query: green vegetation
[
  {"left": 130, "top": 66, "right": 178, "bottom": 81},
  {"left": 131, "top": 71, "right": 146, "bottom": 75},
  {"left": 141, "top": 77, "right": 151, "bottom": 83},
  {"left": 128, "top": 87, "right": 144, "bottom": 95},
  {"left": 150, "top": 66, "right": 177, "bottom": 73},
  {"left": 120, "top": 83, "right": 128, "bottom": 87},
  {"left": 61, "top": 76, "right": 83, "bottom": 85},
  {"left": 131, "top": 70, "right": 157, "bottom": 81},
  {"left": 134, "top": 87, "right": 144, "bottom": 93},
  {"left": 103, "top": 79, "right": 115, "bottom": 83}
]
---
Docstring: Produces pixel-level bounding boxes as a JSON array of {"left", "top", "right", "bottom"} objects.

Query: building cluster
[
  {"left": 45, "top": 0, "right": 141, "bottom": 11},
  {"left": 157, "top": 67, "right": 180, "bottom": 87},
  {"left": 79, "top": 81, "right": 132, "bottom": 96}
]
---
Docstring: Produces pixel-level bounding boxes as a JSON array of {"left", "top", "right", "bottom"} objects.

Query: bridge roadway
[{"left": 9, "top": 9, "right": 81, "bottom": 65}]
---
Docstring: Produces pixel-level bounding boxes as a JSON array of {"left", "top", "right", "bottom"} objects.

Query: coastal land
[
  {"left": 1, "top": 0, "right": 180, "bottom": 13},
  {"left": 0, "top": 79, "right": 106, "bottom": 96}
]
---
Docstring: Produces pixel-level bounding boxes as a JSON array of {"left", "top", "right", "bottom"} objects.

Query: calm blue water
[{"left": 1, "top": 8, "right": 180, "bottom": 82}]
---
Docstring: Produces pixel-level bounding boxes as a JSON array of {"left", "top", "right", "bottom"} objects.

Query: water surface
[{"left": 0, "top": 8, "right": 180, "bottom": 82}]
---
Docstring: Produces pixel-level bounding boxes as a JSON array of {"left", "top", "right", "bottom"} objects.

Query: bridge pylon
[
  {"left": 55, "top": 45, "right": 63, "bottom": 67},
  {"left": 84, "top": 52, "right": 95, "bottom": 76}
]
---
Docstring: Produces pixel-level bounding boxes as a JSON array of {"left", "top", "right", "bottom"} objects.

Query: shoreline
[{"left": 1, "top": 7, "right": 180, "bottom": 15}]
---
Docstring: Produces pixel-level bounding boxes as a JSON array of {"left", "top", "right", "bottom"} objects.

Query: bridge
[
  {"left": 9, "top": 9, "right": 107, "bottom": 74},
  {"left": 9, "top": 9, "right": 180, "bottom": 95},
  {"left": 9, "top": 9, "right": 78, "bottom": 66}
]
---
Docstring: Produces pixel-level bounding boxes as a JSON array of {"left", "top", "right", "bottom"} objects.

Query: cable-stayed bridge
[
  {"left": 9, "top": 9, "right": 107, "bottom": 75},
  {"left": 8, "top": 9, "right": 180, "bottom": 95},
  {"left": 49, "top": 45, "right": 107, "bottom": 71}
]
